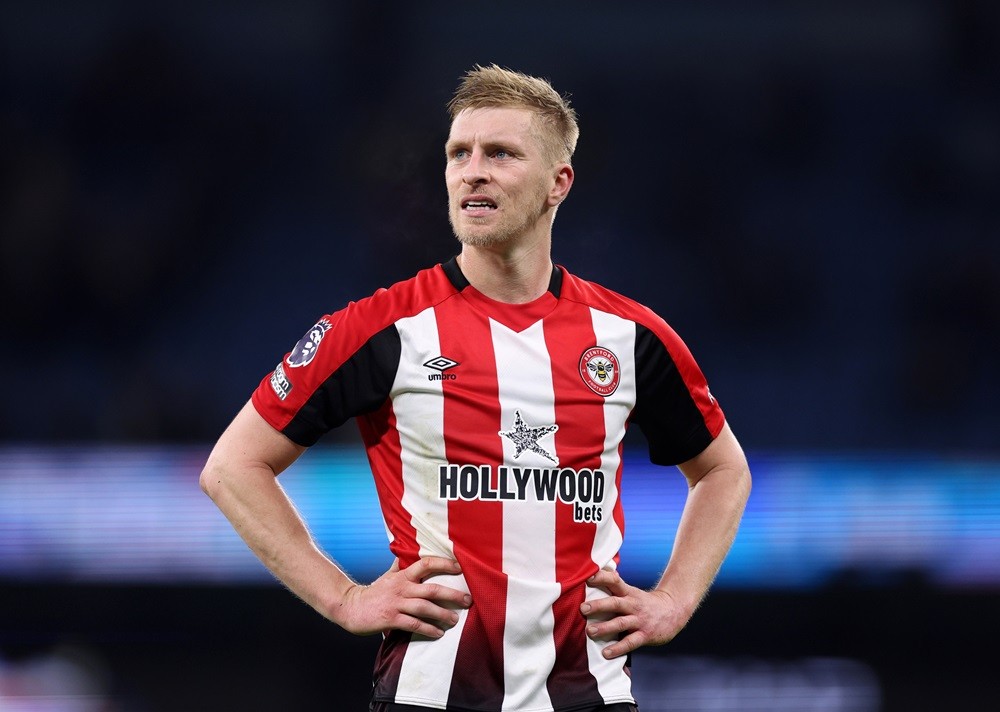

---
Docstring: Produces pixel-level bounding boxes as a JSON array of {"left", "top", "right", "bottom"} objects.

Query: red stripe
[
  {"left": 561, "top": 271, "right": 724, "bottom": 439},
  {"left": 358, "top": 401, "right": 415, "bottom": 701},
  {"left": 657, "top": 321, "right": 725, "bottom": 438},
  {"left": 357, "top": 400, "right": 420, "bottom": 566},
  {"left": 370, "top": 631, "right": 409, "bottom": 702},
  {"left": 544, "top": 304, "right": 606, "bottom": 706},
  {"left": 436, "top": 300, "right": 507, "bottom": 710}
]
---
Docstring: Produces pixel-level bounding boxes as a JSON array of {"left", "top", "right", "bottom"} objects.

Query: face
[{"left": 445, "top": 106, "right": 571, "bottom": 249}]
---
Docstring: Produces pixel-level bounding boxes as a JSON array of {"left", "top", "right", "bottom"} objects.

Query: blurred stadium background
[{"left": 1, "top": 1, "right": 997, "bottom": 710}]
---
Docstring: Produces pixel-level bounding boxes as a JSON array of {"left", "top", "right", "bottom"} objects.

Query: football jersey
[{"left": 252, "top": 257, "right": 725, "bottom": 712}]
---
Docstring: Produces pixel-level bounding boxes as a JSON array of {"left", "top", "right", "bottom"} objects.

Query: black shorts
[{"left": 370, "top": 703, "right": 638, "bottom": 712}]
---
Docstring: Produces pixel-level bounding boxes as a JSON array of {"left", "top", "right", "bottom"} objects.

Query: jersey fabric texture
[
  {"left": 370, "top": 703, "right": 639, "bottom": 712},
  {"left": 252, "top": 258, "right": 725, "bottom": 712}
]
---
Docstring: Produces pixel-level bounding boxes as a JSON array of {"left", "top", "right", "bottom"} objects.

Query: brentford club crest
[{"left": 579, "top": 346, "right": 621, "bottom": 397}]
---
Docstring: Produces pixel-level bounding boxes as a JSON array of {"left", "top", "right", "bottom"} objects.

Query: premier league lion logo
[{"left": 287, "top": 318, "right": 332, "bottom": 368}]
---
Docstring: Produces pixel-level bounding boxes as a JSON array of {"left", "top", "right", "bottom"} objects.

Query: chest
[{"left": 386, "top": 305, "right": 638, "bottom": 468}]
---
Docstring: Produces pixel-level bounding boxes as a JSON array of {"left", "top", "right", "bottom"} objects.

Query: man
[{"left": 201, "top": 64, "right": 751, "bottom": 712}]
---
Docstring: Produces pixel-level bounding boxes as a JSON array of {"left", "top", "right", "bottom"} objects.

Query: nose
[{"left": 462, "top": 148, "right": 489, "bottom": 185}]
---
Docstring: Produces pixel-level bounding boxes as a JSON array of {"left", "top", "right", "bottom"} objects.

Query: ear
[{"left": 547, "top": 163, "right": 574, "bottom": 207}]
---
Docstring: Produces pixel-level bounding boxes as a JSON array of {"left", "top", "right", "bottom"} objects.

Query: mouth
[{"left": 461, "top": 196, "right": 498, "bottom": 213}]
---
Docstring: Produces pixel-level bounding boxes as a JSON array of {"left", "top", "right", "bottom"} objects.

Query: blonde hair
[{"left": 447, "top": 64, "right": 579, "bottom": 163}]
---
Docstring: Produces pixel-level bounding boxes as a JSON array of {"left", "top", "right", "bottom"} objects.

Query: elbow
[
  {"left": 199, "top": 459, "right": 226, "bottom": 500},
  {"left": 736, "top": 461, "right": 752, "bottom": 507},
  {"left": 739, "top": 458, "right": 752, "bottom": 490}
]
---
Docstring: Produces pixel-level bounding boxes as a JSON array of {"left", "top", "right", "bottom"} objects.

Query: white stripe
[
  {"left": 586, "top": 308, "right": 637, "bottom": 702},
  {"left": 392, "top": 307, "right": 467, "bottom": 704},
  {"left": 491, "top": 318, "right": 560, "bottom": 712}
]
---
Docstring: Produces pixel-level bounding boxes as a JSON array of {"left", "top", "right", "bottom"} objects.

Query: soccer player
[{"left": 200, "top": 64, "right": 752, "bottom": 712}]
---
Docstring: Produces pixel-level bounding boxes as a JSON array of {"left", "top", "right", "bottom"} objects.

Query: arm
[
  {"left": 581, "top": 422, "right": 751, "bottom": 658},
  {"left": 200, "top": 400, "right": 470, "bottom": 638}
]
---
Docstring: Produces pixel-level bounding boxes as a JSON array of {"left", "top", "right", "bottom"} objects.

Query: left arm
[{"left": 581, "top": 422, "right": 751, "bottom": 659}]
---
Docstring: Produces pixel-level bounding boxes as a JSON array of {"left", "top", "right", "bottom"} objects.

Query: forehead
[{"left": 447, "top": 106, "right": 541, "bottom": 147}]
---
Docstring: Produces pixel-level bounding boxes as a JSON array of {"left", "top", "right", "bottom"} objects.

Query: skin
[
  {"left": 581, "top": 423, "right": 750, "bottom": 659},
  {"left": 445, "top": 106, "right": 573, "bottom": 303},
  {"left": 200, "top": 401, "right": 471, "bottom": 638},
  {"left": 200, "top": 104, "right": 751, "bottom": 659}
]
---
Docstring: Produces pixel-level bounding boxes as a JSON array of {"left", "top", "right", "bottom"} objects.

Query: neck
[{"left": 457, "top": 240, "right": 553, "bottom": 304}]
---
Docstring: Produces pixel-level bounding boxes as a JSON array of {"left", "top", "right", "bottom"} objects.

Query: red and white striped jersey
[{"left": 252, "top": 258, "right": 724, "bottom": 712}]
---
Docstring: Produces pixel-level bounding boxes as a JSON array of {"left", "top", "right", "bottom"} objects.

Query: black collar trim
[{"left": 441, "top": 256, "right": 563, "bottom": 298}]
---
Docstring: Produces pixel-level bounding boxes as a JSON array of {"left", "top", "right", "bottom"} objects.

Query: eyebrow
[{"left": 445, "top": 136, "right": 525, "bottom": 155}]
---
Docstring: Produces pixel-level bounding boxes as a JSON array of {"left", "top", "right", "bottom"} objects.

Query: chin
[
  {"left": 450, "top": 219, "right": 508, "bottom": 248},
  {"left": 456, "top": 235, "right": 497, "bottom": 248},
  {"left": 455, "top": 229, "right": 513, "bottom": 248}
]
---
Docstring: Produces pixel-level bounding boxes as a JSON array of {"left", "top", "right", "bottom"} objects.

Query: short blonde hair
[{"left": 447, "top": 64, "right": 579, "bottom": 163}]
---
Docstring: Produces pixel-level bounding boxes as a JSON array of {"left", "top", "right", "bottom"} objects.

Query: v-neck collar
[{"left": 441, "top": 256, "right": 562, "bottom": 333}]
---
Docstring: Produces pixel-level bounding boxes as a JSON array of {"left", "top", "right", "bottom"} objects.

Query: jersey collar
[
  {"left": 441, "top": 256, "right": 564, "bottom": 298},
  {"left": 440, "top": 256, "right": 564, "bottom": 333}
]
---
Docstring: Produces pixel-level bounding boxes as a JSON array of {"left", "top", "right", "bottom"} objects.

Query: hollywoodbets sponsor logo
[{"left": 438, "top": 464, "right": 605, "bottom": 523}]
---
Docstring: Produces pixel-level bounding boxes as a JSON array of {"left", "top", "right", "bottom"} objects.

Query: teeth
[{"left": 464, "top": 201, "right": 495, "bottom": 209}]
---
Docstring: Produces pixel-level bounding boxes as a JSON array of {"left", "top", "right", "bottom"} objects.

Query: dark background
[{"left": 2, "top": 1, "right": 998, "bottom": 710}]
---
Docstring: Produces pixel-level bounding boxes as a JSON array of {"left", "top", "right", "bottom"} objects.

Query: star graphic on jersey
[{"left": 499, "top": 410, "right": 559, "bottom": 464}]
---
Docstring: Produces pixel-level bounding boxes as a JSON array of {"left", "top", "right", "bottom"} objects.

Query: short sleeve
[{"left": 630, "top": 322, "right": 725, "bottom": 465}]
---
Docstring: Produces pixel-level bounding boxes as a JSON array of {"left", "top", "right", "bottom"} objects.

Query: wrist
[
  {"left": 313, "top": 565, "right": 359, "bottom": 626},
  {"left": 652, "top": 583, "right": 702, "bottom": 621}
]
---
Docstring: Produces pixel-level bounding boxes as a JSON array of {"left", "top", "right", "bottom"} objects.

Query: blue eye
[{"left": 495, "top": 150, "right": 509, "bottom": 159}]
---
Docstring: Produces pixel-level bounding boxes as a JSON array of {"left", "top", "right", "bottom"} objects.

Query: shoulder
[
  {"left": 334, "top": 263, "right": 461, "bottom": 335},
  {"left": 285, "top": 263, "right": 459, "bottom": 376},
  {"left": 558, "top": 266, "right": 672, "bottom": 334}
]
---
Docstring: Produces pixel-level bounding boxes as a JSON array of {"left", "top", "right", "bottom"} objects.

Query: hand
[
  {"left": 332, "top": 557, "right": 472, "bottom": 639},
  {"left": 580, "top": 569, "right": 692, "bottom": 659}
]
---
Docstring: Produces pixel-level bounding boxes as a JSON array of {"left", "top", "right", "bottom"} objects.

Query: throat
[{"left": 456, "top": 250, "right": 554, "bottom": 304}]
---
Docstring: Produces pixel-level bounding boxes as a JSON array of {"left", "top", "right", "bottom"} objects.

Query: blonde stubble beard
[{"left": 448, "top": 190, "right": 553, "bottom": 249}]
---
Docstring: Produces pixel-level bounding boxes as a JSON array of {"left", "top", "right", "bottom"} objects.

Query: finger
[
  {"left": 580, "top": 590, "right": 633, "bottom": 618},
  {"left": 586, "top": 613, "right": 638, "bottom": 641},
  {"left": 398, "top": 598, "right": 463, "bottom": 627},
  {"left": 601, "top": 630, "right": 646, "bottom": 660},
  {"left": 587, "top": 569, "right": 628, "bottom": 594},
  {"left": 390, "top": 613, "right": 450, "bottom": 639},
  {"left": 403, "top": 556, "right": 463, "bottom": 581},
  {"left": 412, "top": 581, "right": 473, "bottom": 608}
]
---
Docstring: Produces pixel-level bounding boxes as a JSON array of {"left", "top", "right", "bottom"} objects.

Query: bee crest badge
[{"left": 579, "top": 346, "right": 621, "bottom": 397}]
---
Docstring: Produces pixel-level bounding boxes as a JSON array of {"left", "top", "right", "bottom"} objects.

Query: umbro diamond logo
[{"left": 424, "top": 356, "right": 459, "bottom": 381}]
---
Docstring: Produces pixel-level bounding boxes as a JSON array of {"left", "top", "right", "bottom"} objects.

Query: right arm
[{"left": 199, "top": 400, "right": 470, "bottom": 638}]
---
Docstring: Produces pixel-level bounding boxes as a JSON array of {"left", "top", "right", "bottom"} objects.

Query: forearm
[
  {"left": 201, "top": 459, "right": 353, "bottom": 620},
  {"left": 581, "top": 457, "right": 750, "bottom": 659},
  {"left": 655, "top": 462, "right": 750, "bottom": 616}
]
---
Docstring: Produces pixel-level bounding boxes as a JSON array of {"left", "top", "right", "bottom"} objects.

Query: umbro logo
[{"left": 424, "top": 356, "right": 460, "bottom": 381}]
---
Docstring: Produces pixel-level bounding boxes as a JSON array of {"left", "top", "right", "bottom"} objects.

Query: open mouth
[{"left": 462, "top": 198, "right": 498, "bottom": 211}]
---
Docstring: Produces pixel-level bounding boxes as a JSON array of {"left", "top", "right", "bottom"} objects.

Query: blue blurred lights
[{"left": 0, "top": 446, "right": 998, "bottom": 589}]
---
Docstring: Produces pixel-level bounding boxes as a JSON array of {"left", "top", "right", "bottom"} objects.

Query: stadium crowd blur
[{"left": 1, "top": 0, "right": 998, "bottom": 452}]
